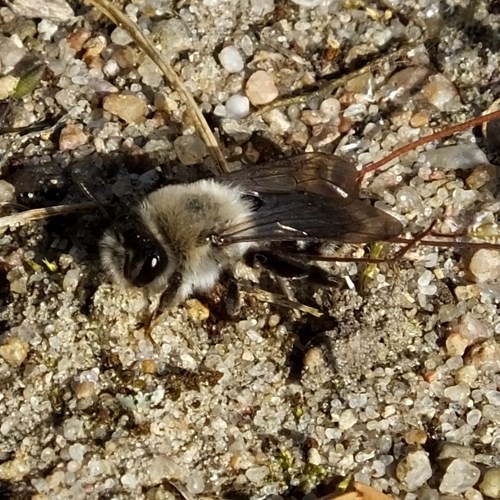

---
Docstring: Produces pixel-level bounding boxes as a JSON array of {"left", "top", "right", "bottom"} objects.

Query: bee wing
[
  {"left": 218, "top": 153, "right": 403, "bottom": 245},
  {"left": 222, "top": 152, "right": 359, "bottom": 198}
]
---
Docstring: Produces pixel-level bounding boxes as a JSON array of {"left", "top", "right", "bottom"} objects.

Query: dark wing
[
  {"left": 221, "top": 152, "right": 359, "bottom": 198},
  {"left": 217, "top": 152, "right": 403, "bottom": 245}
]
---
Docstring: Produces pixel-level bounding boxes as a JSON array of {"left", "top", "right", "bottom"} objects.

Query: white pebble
[
  {"left": 469, "top": 249, "right": 500, "bottom": 282},
  {"left": 219, "top": 46, "right": 244, "bottom": 73},
  {"left": 338, "top": 409, "right": 358, "bottom": 431},
  {"left": 291, "top": 0, "right": 322, "bottom": 6},
  {"left": 225, "top": 94, "right": 250, "bottom": 118},
  {"left": 466, "top": 409, "right": 482, "bottom": 426},
  {"left": 186, "top": 471, "right": 205, "bottom": 494},
  {"left": 245, "top": 466, "right": 269, "bottom": 483}
]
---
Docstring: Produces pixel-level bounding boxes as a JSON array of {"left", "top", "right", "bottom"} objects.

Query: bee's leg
[
  {"left": 245, "top": 250, "right": 341, "bottom": 287},
  {"left": 143, "top": 272, "right": 183, "bottom": 341},
  {"left": 220, "top": 269, "right": 241, "bottom": 316}
]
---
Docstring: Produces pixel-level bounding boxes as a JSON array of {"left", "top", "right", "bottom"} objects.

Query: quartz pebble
[
  {"left": 219, "top": 46, "right": 244, "bottom": 73},
  {"left": 0, "top": 180, "right": 15, "bottom": 203},
  {"left": 291, "top": 0, "right": 322, "bottom": 6},
  {"left": 443, "top": 383, "right": 470, "bottom": 403},
  {"left": 7, "top": 0, "right": 74, "bottom": 21},
  {"left": 421, "top": 143, "right": 489, "bottom": 171},
  {"left": 469, "top": 249, "right": 500, "bottom": 282},
  {"left": 173, "top": 135, "right": 207, "bottom": 165},
  {"left": 396, "top": 450, "right": 433, "bottom": 491},
  {"left": 148, "top": 455, "right": 185, "bottom": 484},
  {"left": 437, "top": 443, "right": 475, "bottom": 463},
  {"left": 103, "top": 93, "right": 147, "bottom": 124},
  {"left": 439, "top": 459, "right": 480, "bottom": 494},
  {"left": 422, "top": 74, "right": 460, "bottom": 110},
  {"left": 446, "top": 314, "right": 492, "bottom": 357},
  {"left": 0, "top": 75, "right": 19, "bottom": 100},
  {"left": 479, "top": 468, "right": 500, "bottom": 498},
  {"left": 245, "top": 466, "right": 269, "bottom": 483},
  {"left": 245, "top": 70, "right": 278, "bottom": 106},
  {"left": 0, "top": 336, "right": 29, "bottom": 367},
  {"left": 151, "top": 18, "right": 193, "bottom": 58},
  {"left": 455, "top": 365, "right": 478, "bottom": 385},
  {"left": 0, "top": 35, "right": 26, "bottom": 69},
  {"left": 186, "top": 471, "right": 205, "bottom": 493},
  {"left": 446, "top": 333, "right": 469, "bottom": 357},
  {"left": 338, "top": 409, "right": 358, "bottom": 430},
  {"left": 110, "top": 27, "right": 132, "bottom": 46},
  {"left": 59, "top": 124, "right": 88, "bottom": 151},
  {"left": 466, "top": 339, "right": 500, "bottom": 372},
  {"left": 0, "top": 456, "right": 30, "bottom": 481},
  {"left": 225, "top": 94, "right": 250, "bottom": 118}
]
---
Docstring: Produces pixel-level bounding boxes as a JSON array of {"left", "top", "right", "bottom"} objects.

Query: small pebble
[
  {"left": 446, "top": 332, "right": 468, "bottom": 357},
  {"left": 245, "top": 70, "right": 278, "bottom": 106},
  {"left": 0, "top": 336, "right": 29, "bottom": 367},
  {"left": 396, "top": 450, "right": 433, "bottom": 491},
  {"left": 454, "top": 285, "right": 480, "bottom": 301},
  {"left": 466, "top": 409, "right": 482, "bottom": 427},
  {"left": 110, "top": 27, "right": 133, "bottom": 46},
  {"left": 103, "top": 93, "right": 148, "bottom": 124},
  {"left": 422, "top": 143, "right": 489, "bottom": 172},
  {"left": 0, "top": 456, "right": 30, "bottom": 481},
  {"left": 73, "top": 381, "right": 96, "bottom": 399},
  {"left": 479, "top": 468, "right": 500, "bottom": 498},
  {"left": 469, "top": 249, "right": 500, "bottom": 282},
  {"left": 151, "top": 18, "right": 192, "bottom": 58},
  {"left": 448, "top": 314, "right": 492, "bottom": 351},
  {"left": 466, "top": 339, "right": 500, "bottom": 372},
  {"left": 291, "top": 0, "right": 322, "bottom": 6},
  {"left": 62, "top": 417, "right": 83, "bottom": 441},
  {"left": 186, "top": 471, "right": 205, "bottom": 493},
  {"left": 8, "top": 0, "right": 74, "bottom": 21},
  {"left": 59, "top": 124, "right": 88, "bottom": 151},
  {"left": 185, "top": 299, "right": 210, "bottom": 321},
  {"left": 455, "top": 364, "right": 478, "bottom": 385},
  {"left": 338, "top": 409, "right": 358, "bottom": 431},
  {"left": 225, "top": 94, "right": 250, "bottom": 118},
  {"left": 0, "top": 75, "right": 19, "bottom": 100},
  {"left": 422, "top": 73, "right": 460, "bottom": 110},
  {"left": 404, "top": 429, "right": 428, "bottom": 445},
  {"left": 466, "top": 164, "right": 495, "bottom": 190},
  {"left": 410, "top": 111, "right": 430, "bottom": 127},
  {"left": 303, "top": 347, "right": 324, "bottom": 372},
  {"left": 219, "top": 46, "right": 244, "bottom": 73},
  {"left": 62, "top": 269, "right": 81, "bottom": 292},
  {"left": 440, "top": 459, "right": 481, "bottom": 494},
  {"left": 0, "top": 35, "right": 26, "bottom": 69},
  {"left": 443, "top": 383, "right": 470, "bottom": 403},
  {"left": 148, "top": 455, "right": 185, "bottom": 484},
  {"left": 0, "top": 180, "right": 16, "bottom": 203},
  {"left": 485, "top": 390, "right": 500, "bottom": 406},
  {"left": 245, "top": 466, "right": 269, "bottom": 483},
  {"left": 173, "top": 135, "right": 207, "bottom": 165},
  {"left": 66, "top": 28, "right": 91, "bottom": 51}
]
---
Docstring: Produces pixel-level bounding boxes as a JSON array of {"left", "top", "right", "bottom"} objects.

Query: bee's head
[{"left": 100, "top": 214, "right": 170, "bottom": 289}]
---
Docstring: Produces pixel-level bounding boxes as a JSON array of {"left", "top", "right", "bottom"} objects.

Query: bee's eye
[
  {"left": 130, "top": 249, "right": 166, "bottom": 287},
  {"left": 120, "top": 227, "right": 168, "bottom": 287}
]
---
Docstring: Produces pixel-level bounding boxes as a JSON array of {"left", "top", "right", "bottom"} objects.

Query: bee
[{"left": 99, "top": 153, "right": 403, "bottom": 318}]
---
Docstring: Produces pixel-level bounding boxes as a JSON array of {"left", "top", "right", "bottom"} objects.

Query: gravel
[{"left": 0, "top": 0, "right": 500, "bottom": 499}]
